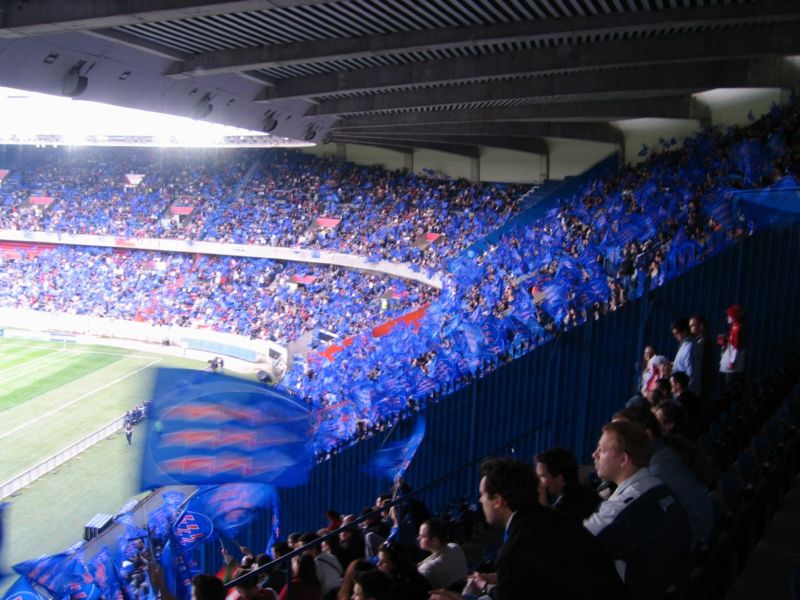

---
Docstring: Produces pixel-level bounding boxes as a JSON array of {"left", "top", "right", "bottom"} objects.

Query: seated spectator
[
  {"left": 670, "top": 370, "right": 702, "bottom": 436},
  {"left": 279, "top": 554, "right": 322, "bottom": 600},
  {"left": 432, "top": 457, "right": 624, "bottom": 600},
  {"left": 416, "top": 518, "right": 468, "bottom": 590},
  {"left": 613, "top": 407, "right": 713, "bottom": 548},
  {"left": 299, "top": 532, "right": 343, "bottom": 597},
  {"left": 236, "top": 569, "right": 278, "bottom": 600},
  {"left": 336, "top": 560, "right": 375, "bottom": 600},
  {"left": 584, "top": 421, "right": 690, "bottom": 600},
  {"left": 534, "top": 447, "right": 599, "bottom": 522},
  {"left": 191, "top": 574, "right": 226, "bottom": 600},
  {"left": 352, "top": 569, "right": 395, "bottom": 600},
  {"left": 337, "top": 516, "right": 366, "bottom": 568},
  {"left": 654, "top": 399, "right": 691, "bottom": 438},
  {"left": 377, "top": 541, "right": 431, "bottom": 600}
]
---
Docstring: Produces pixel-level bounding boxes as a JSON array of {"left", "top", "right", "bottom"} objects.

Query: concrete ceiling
[{"left": 0, "top": 0, "right": 798, "bottom": 154}]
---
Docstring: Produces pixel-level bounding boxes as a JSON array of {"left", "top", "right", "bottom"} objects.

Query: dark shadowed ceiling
[{"left": 0, "top": 0, "right": 798, "bottom": 154}]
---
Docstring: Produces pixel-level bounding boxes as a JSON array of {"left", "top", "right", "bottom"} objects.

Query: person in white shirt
[{"left": 416, "top": 518, "right": 468, "bottom": 590}]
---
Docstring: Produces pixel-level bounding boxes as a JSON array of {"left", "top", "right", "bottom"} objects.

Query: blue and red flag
[
  {"left": 365, "top": 417, "right": 426, "bottom": 481},
  {"left": 139, "top": 369, "right": 313, "bottom": 489},
  {"left": 2, "top": 577, "right": 46, "bottom": 600},
  {"left": 195, "top": 483, "right": 280, "bottom": 540},
  {"left": 13, "top": 553, "right": 71, "bottom": 596}
]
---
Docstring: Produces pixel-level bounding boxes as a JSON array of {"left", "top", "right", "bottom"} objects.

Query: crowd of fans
[
  {"left": 0, "top": 148, "right": 526, "bottom": 272},
  {"left": 0, "top": 246, "right": 434, "bottom": 346},
  {"left": 281, "top": 98, "right": 799, "bottom": 455},
  {"left": 0, "top": 99, "right": 797, "bottom": 457}
]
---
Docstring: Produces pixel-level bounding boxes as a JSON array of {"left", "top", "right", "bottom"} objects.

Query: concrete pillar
[
  {"left": 335, "top": 143, "right": 346, "bottom": 160},
  {"left": 470, "top": 156, "right": 480, "bottom": 182}
]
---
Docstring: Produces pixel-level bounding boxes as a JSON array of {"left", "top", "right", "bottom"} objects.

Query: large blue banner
[{"left": 140, "top": 369, "right": 313, "bottom": 489}]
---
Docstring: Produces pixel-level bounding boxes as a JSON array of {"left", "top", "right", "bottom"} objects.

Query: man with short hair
[
  {"left": 585, "top": 421, "right": 690, "bottom": 600},
  {"left": 690, "top": 314, "right": 715, "bottom": 405},
  {"left": 613, "top": 407, "right": 713, "bottom": 548},
  {"left": 670, "top": 370, "right": 702, "bottom": 435},
  {"left": 535, "top": 447, "right": 599, "bottom": 522},
  {"left": 430, "top": 458, "right": 624, "bottom": 600},
  {"left": 672, "top": 317, "right": 700, "bottom": 395}
]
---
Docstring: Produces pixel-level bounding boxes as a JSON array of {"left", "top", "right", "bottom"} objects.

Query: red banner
[
  {"left": 319, "top": 304, "right": 430, "bottom": 361},
  {"left": 170, "top": 206, "right": 194, "bottom": 215},
  {"left": 28, "top": 196, "right": 54, "bottom": 206},
  {"left": 425, "top": 233, "right": 442, "bottom": 242},
  {"left": 316, "top": 217, "right": 341, "bottom": 228},
  {"left": 292, "top": 274, "right": 317, "bottom": 285},
  {"left": 0, "top": 169, "right": 9, "bottom": 182}
]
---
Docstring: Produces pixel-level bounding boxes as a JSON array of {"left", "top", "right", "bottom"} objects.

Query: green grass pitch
[{"left": 0, "top": 338, "right": 208, "bottom": 570}]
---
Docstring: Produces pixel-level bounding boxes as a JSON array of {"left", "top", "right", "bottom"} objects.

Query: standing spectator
[
  {"left": 125, "top": 421, "right": 133, "bottom": 446},
  {"left": 534, "top": 447, "right": 600, "bottom": 522},
  {"left": 689, "top": 315, "right": 716, "bottom": 408},
  {"left": 718, "top": 304, "right": 747, "bottom": 385},
  {"left": 671, "top": 318, "right": 700, "bottom": 395}
]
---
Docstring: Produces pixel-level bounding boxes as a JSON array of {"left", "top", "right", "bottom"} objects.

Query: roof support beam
[
  {"left": 332, "top": 97, "right": 706, "bottom": 129},
  {"left": 306, "top": 58, "right": 798, "bottom": 117},
  {"left": 334, "top": 135, "right": 548, "bottom": 155},
  {"left": 0, "top": 1, "right": 330, "bottom": 37},
  {"left": 337, "top": 122, "right": 623, "bottom": 145},
  {"left": 257, "top": 23, "right": 800, "bottom": 101},
  {"left": 165, "top": 2, "right": 800, "bottom": 77},
  {"left": 329, "top": 137, "right": 481, "bottom": 159}
]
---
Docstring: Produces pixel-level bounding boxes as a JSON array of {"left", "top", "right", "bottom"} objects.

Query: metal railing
[{"left": 0, "top": 414, "right": 127, "bottom": 500}]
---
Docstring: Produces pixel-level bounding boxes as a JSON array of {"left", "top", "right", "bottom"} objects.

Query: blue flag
[
  {"left": 88, "top": 546, "right": 124, "bottom": 600},
  {"left": 13, "top": 553, "right": 71, "bottom": 595},
  {"left": 195, "top": 483, "right": 280, "bottom": 540},
  {"left": 2, "top": 577, "right": 46, "bottom": 600},
  {"left": 159, "top": 534, "right": 195, "bottom": 600},
  {"left": 147, "top": 491, "right": 186, "bottom": 542},
  {"left": 365, "top": 417, "right": 426, "bottom": 481},
  {"left": 140, "top": 368, "right": 313, "bottom": 489}
]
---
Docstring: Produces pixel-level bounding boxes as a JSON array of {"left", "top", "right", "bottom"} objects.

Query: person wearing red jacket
[{"left": 717, "top": 304, "right": 747, "bottom": 385}]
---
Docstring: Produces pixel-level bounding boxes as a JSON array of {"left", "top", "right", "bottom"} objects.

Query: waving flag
[
  {"left": 2, "top": 577, "right": 46, "bottom": 600},
  {"left": 13, "top": 553, "right": 71, "bottom": 595},
  {"left": 194, "top": 483, "right": 280, "bottom": 539},
  {"left": 140, "top": 368, "right": 313, "bottom": 489},
  {"left": 365, "top": 417, "right": 426, "bottom": 481},
  {"left": 147, "top": 491, "right": 186, "bottom": 542},
  {"left": 89, "top": 547, "right": 124, "bottom": 600}
]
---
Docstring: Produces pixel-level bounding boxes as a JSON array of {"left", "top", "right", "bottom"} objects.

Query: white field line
[
  {"left": 0, "top": 342, "right": 157, "bottom": 360},
  {"left": 1, "top": 351, "right": 83, "bottom": 385},
  {"left": 0, "top": 356, "right": 162, "bottom": 440},
  {"left": 0, "top": 348, "right": 65, "bottom": 377}
]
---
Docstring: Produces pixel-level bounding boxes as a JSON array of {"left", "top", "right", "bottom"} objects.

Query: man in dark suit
[
  {"left": 430, "top": 457, "right": 626, "bottom": 600},
  {"left": 535, "top": 447, "right": 600, "bottom": 522}
]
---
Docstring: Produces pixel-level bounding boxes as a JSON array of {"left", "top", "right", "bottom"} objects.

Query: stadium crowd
[
  {"left": 0, "top": 99, "right": 797, "bottom": 457},
  {"left": 6, "top": 98, "right": 800, "bottom": 600},
  {"left": 0, "top": 247, "right": 434, "bottom": 346}
]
